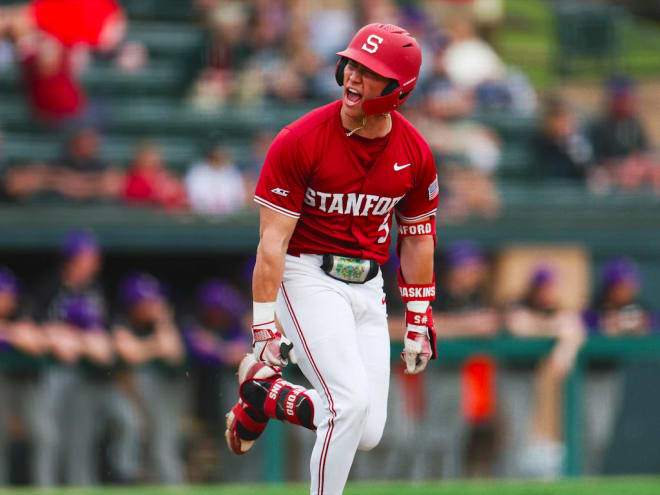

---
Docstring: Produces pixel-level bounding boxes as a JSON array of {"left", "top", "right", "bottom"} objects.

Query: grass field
[{"left": 1, "top": 478, "right": 659, "bottom": 495}]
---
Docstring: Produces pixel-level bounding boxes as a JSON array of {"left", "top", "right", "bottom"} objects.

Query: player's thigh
[
  {"left": 277, "top": 279, "right": 370, "bottom": 414},
  {"left": 355, "top": 278, "right": 390, "bottom": 378},
  {"left": 355, "top": 278, "right": 391, "bottom": 449}
]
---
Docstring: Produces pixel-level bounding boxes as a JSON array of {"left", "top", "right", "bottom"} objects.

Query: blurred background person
[
  {"left": 0, "top": 124, "right": 50, "bottom": 202},
  {"left": 0, "top": 266, "right": 47, "bottom": 485},
  {"left": 0, "top": 0, "right": 126, "bottom": 125},
  {"left": 435, "top": 241, "right": 499, "bottom": 338},
  {"left": 532, "top": 96, "right": 594, "bottom": 181},
  {"left": 121, "top": 140, "right": 186, "bottom": 211},
  {"left": 184, "top": 141, "right": 246, "bottom": 216},
  {"left": 582, "top": 257, "right": 657, "bottom": 474},
  {"left": 112, "top": 273, "right": 186, "bottom": 484},
  {"left": 0, "top": 126, "right": 9, "bottom": 202},
  {"left": 183, "top": 279, "right": 250, "bottom": 482},
  {"left": 237, "top": 129, "right": 276, "bottom": 195},
  {"left": 584, "top": 258, "right": 656, "bottom": 336},
  {"left": 504, "top": 266, "right": 585, "bottom": 478},
  {"left": 441, "top": 13, "right": 504, "bottom": 94},
  {"left": 60, "top": 293, "right": 139, "bottom": 485},
  {"left": 589, "top": 76, "right": 660, "bottom": 193},
  {"left": 434, "top": 241, "right": 500, "bottom": 477},
  {"left": 30, "top": 229, "right": 104, "bottom": 485},
  {"left": 412, "top": 36, "right": 502, "bottom": 221},
  {"left": 185, "top": 0, "right": 251, "bottom": 110},
  {"left": 49, "top": 126, "right": 122, "bottom": 202}
]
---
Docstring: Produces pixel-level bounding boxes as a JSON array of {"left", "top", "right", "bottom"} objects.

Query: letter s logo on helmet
[
  {"left": 361, "top": 34, "right": 384, "bottom": 54},
  {"left": 335, "top": 23, "right": 422, "bottom": 116}
]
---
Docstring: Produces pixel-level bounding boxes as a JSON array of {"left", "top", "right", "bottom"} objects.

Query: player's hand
[
  {"left": 401, "top": 305, "right": 436, "bottom": 374},
  {"left": 252, "top": 320, "right": 296, "bottom": 368},
  {"left": 402, "top": 328, "right": 431, "bottom": 374}
]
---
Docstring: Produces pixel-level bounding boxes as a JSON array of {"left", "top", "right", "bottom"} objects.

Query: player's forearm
[
  {"left": 253, "top": 207, "right": 297, "bottom": 305},
  {"left": 82, "top": 331, "right": 114, "bottom": 365},
  {"left": 252, "top": 236, "right": 288, "bottom": 303},
  {"left": 399, "top": 235, "right": 435, "bottom": 284}
]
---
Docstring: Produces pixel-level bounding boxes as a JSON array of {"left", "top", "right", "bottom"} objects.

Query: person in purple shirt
[
  {"left": 60, "top": 293, "right": 140, "bottom": 485},
  {"left": 183, "top": 280, "right": 250, "bottom": 481},
  {"left": 185, "top": 280, "right": 250, "bottom": 369},
  {"left": 30, "top": 229, "right": 106, "bottom": 486},
  {"left": 111, "top": 273, "right": 185, "bottom": 484},
  {"left": 584, "top": 258, "right": 657, "bottom": 336}
]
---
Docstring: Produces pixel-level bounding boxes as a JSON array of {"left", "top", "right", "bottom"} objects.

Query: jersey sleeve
[
  {"left": 254, "top": 128, "right": 307, "bottom": 219},
  {"left": 395, "top": 145, "right": 439, "bottom": 222}
]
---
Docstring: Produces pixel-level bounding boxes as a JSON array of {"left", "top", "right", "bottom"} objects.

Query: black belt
[{"left": 320, "top": 254, "right": 379, "bottom": 284}]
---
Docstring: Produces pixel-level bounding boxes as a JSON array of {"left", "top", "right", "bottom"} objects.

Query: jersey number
[
  {"left": 377, "top": 213, "right": 390, "bottom": 244},
  {"left": 361, "top": 35, "right": 384, "bottom": 54}
]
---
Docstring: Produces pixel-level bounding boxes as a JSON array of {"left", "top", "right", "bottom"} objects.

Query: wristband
[
  {"left": 253, "top": 301, "right": 276, "bottom": 326},
  {"left": 398, "top": 268, "right": 436, "bottom": 302},
  {"left": 407, "top": 301, "right": 429, "bottom": 313}
]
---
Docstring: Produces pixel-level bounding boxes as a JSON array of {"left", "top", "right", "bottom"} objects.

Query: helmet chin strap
[{"left": 345, "top": 113, "right": 391, "bottom": 138}]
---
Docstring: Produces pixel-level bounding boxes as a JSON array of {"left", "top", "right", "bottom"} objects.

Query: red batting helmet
[{"left": 335, "top": 23, "right": 422, "bottom": 115}]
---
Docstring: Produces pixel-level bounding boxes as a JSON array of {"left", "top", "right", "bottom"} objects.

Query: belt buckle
[{"left": 321, "top": 254, "right": 376, "bottom": 284}]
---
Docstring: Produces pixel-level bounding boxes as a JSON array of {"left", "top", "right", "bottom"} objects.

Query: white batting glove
[
  {"left": 403, "top": 328, "right": 432, "bottom": 374},
  {"left": 401, "top": 302, "right": 436, "bottom": 374},
  {"left": 252, "top": 321, "right": 296, "bottom": 368}
]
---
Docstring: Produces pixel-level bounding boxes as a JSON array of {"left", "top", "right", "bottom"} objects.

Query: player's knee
[
  {"left": 357, "top": 412, "right": 386, "bottom": 451},
  {"left": 357, "top": 425, "right": 384, "bottom": 451}
]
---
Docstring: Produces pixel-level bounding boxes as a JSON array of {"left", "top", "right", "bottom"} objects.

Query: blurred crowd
[
  {"left": 534, "top": 75, "right": 660, "bottom": 193},
  {"left": 0, "top": 230, "right": 253, "bottom": 485},
  {"left": 0, "top": 0, "right": 657, "bottom": 223},
  {"left": 0, "top": 126, "right": 252, "bottom": 214},
  {"left": 383, "top": 239, "right": 657, "bottom": 480},
  {"left": 0, "top": 0, "right": 659, "bottom": 485},
  {"left": 0, "top": 230, "right": 656, "bottom": 485}
]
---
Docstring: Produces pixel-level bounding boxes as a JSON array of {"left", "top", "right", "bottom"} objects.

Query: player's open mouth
[{"left": 345, "top": 87, "right": 362, "bottom": 105}]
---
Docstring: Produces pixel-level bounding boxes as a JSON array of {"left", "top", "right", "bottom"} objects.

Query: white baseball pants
[{"left": 276, "top": 254, "right": 391, "bottom": 495}]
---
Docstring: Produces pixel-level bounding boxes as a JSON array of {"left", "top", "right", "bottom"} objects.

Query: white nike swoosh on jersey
[{"left": 393, "top": 162, "right": 412, "bottom": 171}]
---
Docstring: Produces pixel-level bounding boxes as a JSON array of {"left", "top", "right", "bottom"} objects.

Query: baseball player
[
  {"left": 112, "top": 273, "right": 186, "bottom": 484},
  {"left": 225, "top": 23, "right": 439, "bottom": 495}
]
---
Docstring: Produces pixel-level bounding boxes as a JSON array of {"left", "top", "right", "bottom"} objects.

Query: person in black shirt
[
  {"left": 0, "top": 266, "right": 48, "bottom": 485},
  {"left": 435, "top": 241, "right": 499, "bottom": 337},
  {"left": 584, "top": 257, "right": 656, "bottom": 336},
  {"left": 589, "top": 76, "right": 660, "bottom": 192},
  {"left": 49, "top": 126, "right": 122, "bottom": 202},
  {"left": 112, "top": 273, "right": 185, "bottom": 484},
  {"left": 434, "top": 241, "right": 500, "bottom": 477},
  {"left": 532, "top": 96, "right": 593, "bottom": 180}
]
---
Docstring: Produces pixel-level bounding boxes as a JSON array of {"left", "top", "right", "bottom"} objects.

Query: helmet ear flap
[
  {"left": 381, "top": 79, "right": 398, "bottom": 96},
  {"left": 335, "top": 57, "right": 349, "bottom": 86}
]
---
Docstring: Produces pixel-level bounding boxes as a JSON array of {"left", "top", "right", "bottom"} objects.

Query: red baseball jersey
[{"left": 255, "top": 101, "right": 439, "bottom": 265}]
